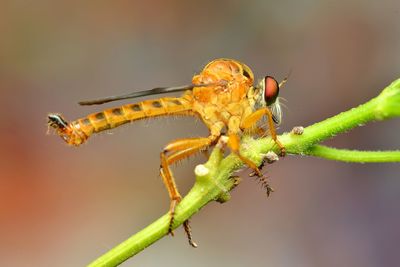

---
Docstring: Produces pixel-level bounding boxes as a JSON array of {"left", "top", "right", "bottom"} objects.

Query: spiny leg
[
  {"left": 183, "top": 220, "right": 197, "bottom": 248},
  {"left": 159, "top": 163, "right": 180, "bottom": 234},
  {"left": 250, "top": 157, "right": 277, "bottom": 197},
  {"left": 160, "top": 136, "right": 218, "bottom": 246},
  {"left": 241, "top": 107, "right": 284, "bottom": 193},
  {"left": 241, "top": 107, "right": 285, "bottom": 156},
  {"left": 255, "top": 175, "right": 275, "bottom": 197}
]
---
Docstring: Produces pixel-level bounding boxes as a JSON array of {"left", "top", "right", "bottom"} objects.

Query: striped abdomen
[{"left": 48, "top": 96, "right": 193, "bottom": 146}]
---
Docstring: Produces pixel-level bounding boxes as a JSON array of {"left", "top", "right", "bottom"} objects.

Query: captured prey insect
[{"left": 48, "top": 58, "right": 287, "bottom": 247}]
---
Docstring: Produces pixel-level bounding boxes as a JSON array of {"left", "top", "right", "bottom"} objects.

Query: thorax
[{"left": 189, "top": 58, "right": 257, "bottom": 134}]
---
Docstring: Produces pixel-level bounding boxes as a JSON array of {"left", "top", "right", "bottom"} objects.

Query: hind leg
[{"left": 160, "top": 135, "right": 218, "bottom": 246}]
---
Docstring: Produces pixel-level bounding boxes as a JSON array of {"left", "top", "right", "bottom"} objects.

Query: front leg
[{"left": 240, "top": 107, "right": 285, "bottom": 156}]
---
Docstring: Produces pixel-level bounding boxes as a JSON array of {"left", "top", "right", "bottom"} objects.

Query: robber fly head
[
  {"left": 256, "top": 75, "right": 289, "bottom": 125},
  {"left": 260, "top": 76, "right": 280, "bottom": 106}
]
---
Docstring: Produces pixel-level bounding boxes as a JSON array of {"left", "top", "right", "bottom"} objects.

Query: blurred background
[{"left": 1, "top": 0, "right": 399, "bottom": 266}]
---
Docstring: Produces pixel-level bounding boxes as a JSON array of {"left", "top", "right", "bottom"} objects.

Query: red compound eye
[{"left": 263, "top": 76, "right": 279, "bottom": 105}]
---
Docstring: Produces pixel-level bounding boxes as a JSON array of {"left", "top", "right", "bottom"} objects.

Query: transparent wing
[{"left": 78, "top": 84, "right": 210, "bottom": 106}]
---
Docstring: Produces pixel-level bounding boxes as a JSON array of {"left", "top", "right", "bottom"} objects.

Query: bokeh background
[{"left": 1, "top": 0, "right": 400, "bottom": 266}]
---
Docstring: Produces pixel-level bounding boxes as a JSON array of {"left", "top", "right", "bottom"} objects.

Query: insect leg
[
  {"left": 240, "top": 107, "right": 285, "bottom": 156},
  {"left": 227, "top": 133, "right": 262, "bottom": 176},
  {"left": 160, "top": 135, "right": 219, "bottom": 246}
]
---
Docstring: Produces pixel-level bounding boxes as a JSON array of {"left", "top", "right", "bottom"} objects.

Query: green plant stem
[
  {"left": 88, "top": 148, "right": 241, "bottom": 267},
  {"left": 251, "top": 79, "right": 400, "bottom": 158},
  {"left": 304, "top": 145, "right": 400, "bottom": 162},
  {"left": 88, "top": 78, "right": 400, "bottom": 267}
]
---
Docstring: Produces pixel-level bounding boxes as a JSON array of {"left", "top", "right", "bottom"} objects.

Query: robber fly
[{"left": 48, "top": 58, "right": 287, "bottom": 247}]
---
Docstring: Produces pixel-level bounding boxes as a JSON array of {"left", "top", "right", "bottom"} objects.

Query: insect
[{"left": 48, "top": 58, "right": 287, "bottom": 247}]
